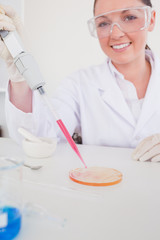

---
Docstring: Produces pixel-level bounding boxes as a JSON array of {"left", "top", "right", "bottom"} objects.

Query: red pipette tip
[{"left": 57, "top": 119, "right": 87, "bottom": 168}]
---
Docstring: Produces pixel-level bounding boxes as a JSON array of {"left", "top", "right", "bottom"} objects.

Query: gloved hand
[
  {"left": 0, "top": 4, "right": 25, "bottom": 82},
  {"left": 132, "top": 134, "right": 160, "bottom": 162}
]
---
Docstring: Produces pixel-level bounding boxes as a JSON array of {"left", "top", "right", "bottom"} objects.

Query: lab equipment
[
  {"left": 88, "top": 6, "right": 152, "bottom": 38},
  {"left": 22, "top": 136, "right": 57, "bottom": 158},
  {"left": 0, "top": 30, "right": 87, "bottom": 168},
  {"left": 23, "top": 202, "right": 67, "bottom": 228},
  {"left": 18, "top": 127, "right": 57, "bottom": 158},
  {"left": 0, "top": 157, "right": 23, "bottom": 239},
  {"left": 69, "top": 166, "right": 122, "bottom": 186},
  {"left": 18, "top": 127, "right": 43, "bottom": 143},
  {"left": 4, "top": 157, "right": 42, "bottom": 170}
]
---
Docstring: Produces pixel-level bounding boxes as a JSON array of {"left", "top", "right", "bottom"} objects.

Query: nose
[{"left": 110, "top": 23, "right": 125, "bottom": 38}]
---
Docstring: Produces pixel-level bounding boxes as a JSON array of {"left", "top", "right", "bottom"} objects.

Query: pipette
[
  {"left": 0, "top": 30, "right": 87, "bottom": 168},
  {"left": 37, "top": 87, "right": 87, "bottom": 167}
]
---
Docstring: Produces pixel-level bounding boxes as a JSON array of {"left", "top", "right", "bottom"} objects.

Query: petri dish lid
[{"left": 69, "top": 166, "right": 122, "bottom": 186}]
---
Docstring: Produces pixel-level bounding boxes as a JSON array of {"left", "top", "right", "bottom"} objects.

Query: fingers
[
  {"left": 0, "top": 8, "right": 15, "bottom": 60},
  {"left": 0, "top": 21, "right": 15, "bottom": 31},
  {"left": 139, "top": 144, "right": 160, "bottom": 161},
  {"left": 151, "top": 154, "right": 160, "bottom": 162},
  {"left": 0, "top": 4, "right": 24, "bottom": 42},
  {"left": 132, "top": 135, "right": 153, "bottom": 160},
  {"left": 0, "top": 6, "right": 5, "bottom": 14},
  {"left": 0, "top": 4, "right": 25, "bottom": 38},
  {"left": 0, "top": 13, "right": 13, "bottom": 23},
  {"left": 0, "top": 7, "right": 15, "bottom": 31},
  {"left": 0, "top": 5, "right": 16, "bottom": 19},
  {"left": 0, "top": 4, "right": 22, "bottom": 31},
  {"left": 0, "top": 39, "right": 11, "bottom": 60},
  {"left": 132, "top": 134, "right": 160, "bottom": 161}
]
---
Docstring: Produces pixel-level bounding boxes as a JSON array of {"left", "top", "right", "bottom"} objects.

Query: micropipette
[
  {"left": 38, "top": 88, "right": 87, "bottom": 167},
  {"left": 0, "top": 30, "right": 87, "bottom": 168}
]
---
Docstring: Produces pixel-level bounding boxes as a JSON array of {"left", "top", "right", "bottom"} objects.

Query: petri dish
[{"left": 69, "top": 166, "right": 122, "bottom": 186}]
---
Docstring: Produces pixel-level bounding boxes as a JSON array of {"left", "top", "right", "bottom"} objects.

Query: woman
[{"left": 1, "top": 0, "right": 160, "bottom": 161}]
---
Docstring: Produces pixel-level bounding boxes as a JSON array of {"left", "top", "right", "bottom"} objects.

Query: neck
[{"left": 112, "top": 54, "right": 151, "bottom": 99}]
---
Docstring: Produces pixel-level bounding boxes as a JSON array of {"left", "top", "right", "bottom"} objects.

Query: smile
[{"left": 112, "top": 43, "right": 131, "bottom": 50}]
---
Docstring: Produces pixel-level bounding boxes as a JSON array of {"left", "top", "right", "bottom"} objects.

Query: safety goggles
[{"left": 87, "top": 6, "right": 152, "bottom": 39}]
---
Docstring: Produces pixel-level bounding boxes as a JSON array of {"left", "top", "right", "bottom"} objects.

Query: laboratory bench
[{"left": 0, "top": 138, "right": 160, "bottom": 240}]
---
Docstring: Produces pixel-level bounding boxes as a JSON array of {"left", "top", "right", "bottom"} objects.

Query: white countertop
[{"left": 0, "top": 138, "right": 160, "bottom": 240}]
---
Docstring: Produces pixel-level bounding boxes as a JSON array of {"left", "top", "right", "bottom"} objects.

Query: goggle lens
[{"left": 88, "top": 6, "right": 151, "bottom": 39}]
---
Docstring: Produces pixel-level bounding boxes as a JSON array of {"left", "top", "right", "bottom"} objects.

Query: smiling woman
[
  {"left": 91, "top": 0, "right": 155, "bottom": 68},
  {"left": 2, "top": 0, "right": 160, "bottom": 163},
  {"left": 93, "top": 0, "right": 152, "bottom": 50}
]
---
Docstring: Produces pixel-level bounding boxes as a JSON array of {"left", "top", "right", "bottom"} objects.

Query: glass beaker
[{"left": 0, "top": 157, "right": 23, "bottom": 240}]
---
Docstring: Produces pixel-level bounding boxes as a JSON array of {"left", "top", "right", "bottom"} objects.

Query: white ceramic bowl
[{"left": 22, "top": 137, "right": 57, "bottom": 158}]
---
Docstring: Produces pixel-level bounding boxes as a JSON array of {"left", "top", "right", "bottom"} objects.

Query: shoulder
[
  {"left": 146, "top": 49, "right": 160, "bottom": 68},
  {"left": 145, "top": 50, "right": 160, "bottom": 90},
  {"left": 76, "top": 59, "right": 110, "bottom": 78},
  {"left": 59, "top": 59, "right": 111, "bottom": 88}
]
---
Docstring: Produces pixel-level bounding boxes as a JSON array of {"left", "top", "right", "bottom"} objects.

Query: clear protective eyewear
[{"left": 87, "top": 6, "right": 152, "bottom": 39}]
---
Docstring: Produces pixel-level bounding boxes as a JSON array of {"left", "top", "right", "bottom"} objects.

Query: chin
[
  {"left": 108, "top": 50, "right": 136, "bottom": 64},
  {"left": 111, "top": 56, "right": 133, "bottom": 65}
]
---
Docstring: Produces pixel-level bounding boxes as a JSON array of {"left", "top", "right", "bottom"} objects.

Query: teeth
[{"left": 112, "top": 43, "right": 130, "bottom": 49}]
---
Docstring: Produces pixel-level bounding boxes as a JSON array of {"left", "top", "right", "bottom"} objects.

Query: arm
[
  {"left": 10, "top": 81, "right": 32, "bottom": 113},
  {"left": 0, "top": 5, "right": 80, "bottom": 144},
  {"left": 0, "top": 5, "right": 33, "bottom": 113}
]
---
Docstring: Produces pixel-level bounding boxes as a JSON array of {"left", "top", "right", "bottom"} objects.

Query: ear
[{"left": 148, "top": 10, "right": 156, "bottom": 32}]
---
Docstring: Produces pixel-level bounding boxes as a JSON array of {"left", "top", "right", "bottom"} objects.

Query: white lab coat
[{"left": 5, "top": 50, "right": 160, "bottom": 148}]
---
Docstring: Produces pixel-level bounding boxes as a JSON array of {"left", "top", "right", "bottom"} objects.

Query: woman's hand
[
  {"left": 0, "top": 5, "right": 32, "bottom": 113},
  {"left": 0, "top": 4, "right": 25, "bottom": 82},
  {"left": 132, "top": 134, "right": 160, "bottom": 162}
]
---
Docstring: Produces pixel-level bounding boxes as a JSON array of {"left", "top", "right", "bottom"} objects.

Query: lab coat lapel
[
  {"left": 101, "top": 87, "right": 135, "bottom": 127},
  {"left": 98, "top": 65, "right": 135, "bottom": 127},
  {"left": 133, "top": 61, "right": 160, "bottom": 136}
]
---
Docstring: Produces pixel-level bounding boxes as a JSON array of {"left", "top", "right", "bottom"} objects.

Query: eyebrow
[
  {"left": 122, "top": 9, "right": 131, "bottom": 13},
  {"left": 96, "top": 9, "right": 132, "bottom": 19},
  {"left": 96, "top": 15, "right": 110, "bottom": 20},
  {"left": 95, "top": 7, "right": 140, "bottom": 21},
  {"left": 121, "top": 9, "right": 138, "bottom": 14}
]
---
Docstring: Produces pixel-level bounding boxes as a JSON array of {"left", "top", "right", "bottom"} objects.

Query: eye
[
  {"left": 97, "top": 21, "right": 110, "bottom": 28},
  {"left": 124, "top": 15, "right": 137, "bottom": 21}
]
